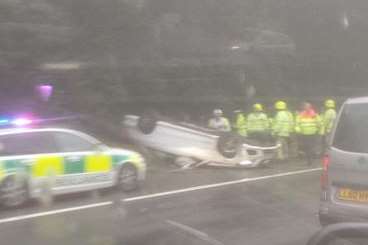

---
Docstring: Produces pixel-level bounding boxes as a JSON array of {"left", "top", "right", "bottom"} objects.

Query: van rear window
[{"left": 333, "top": 103, "right": 368, "bottom": 153}]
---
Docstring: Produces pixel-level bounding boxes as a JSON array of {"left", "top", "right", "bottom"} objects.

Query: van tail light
[{"left": 321, "top": 154, "right": 330, "bottom": 190}]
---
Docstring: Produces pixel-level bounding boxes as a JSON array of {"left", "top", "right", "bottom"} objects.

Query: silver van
[{"left": 319, "top": 97, "right": 368, "bottom": 225}]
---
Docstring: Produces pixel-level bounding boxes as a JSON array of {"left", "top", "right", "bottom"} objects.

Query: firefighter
[
  {"left": 321, "top": 99, "right": 337, "bottom": 136},
  {"left": 246, "top": 103, "right": 270, "bottom": 142},
  {"left": 208, "top": 109, "right": 231, "bottom": 132},
  {"left": 232, "top": 110, "right": 247, "bottom": 136},
  {"left": 272, "top": 101, "right": 294, "bottom": 160},
  {"left": 295, "top": 102, "right": 322, "bottom": 165},
  {"left": 320, "top": 99, "right": 337, "bottom": 153}
]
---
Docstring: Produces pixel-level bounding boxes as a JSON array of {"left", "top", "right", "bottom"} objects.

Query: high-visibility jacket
[
  {"left": 233, "top": 113, "right": 247, "bottom": 136},
  {"left": 247, "top": 112, "right": 270, "bottom": 133},
  {"left": 272, "top": 110, "right": 294, "bottom": 137},
  {"left": 208, "top": 117, "right": 231, "bottom": 132},
  {"left": 321, "top": 108, "right": 336, "bottom": 135},
  {"left": 295, "top": 113, "right": 322, "bottom": 136}
]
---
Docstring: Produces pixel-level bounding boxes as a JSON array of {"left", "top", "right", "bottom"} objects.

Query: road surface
[{"left": 0, "top": 159, "right": 322, "bottom": 245}]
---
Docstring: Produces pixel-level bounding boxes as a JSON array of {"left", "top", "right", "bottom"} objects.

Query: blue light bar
[{"left": 0, "top": 119, "right": 9, "bottom": 125}]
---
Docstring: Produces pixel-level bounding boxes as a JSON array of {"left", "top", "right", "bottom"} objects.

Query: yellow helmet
[
  {"left": 325, "top": 99, "right": 335, "bottom": 109},
  {"left": 253, "top": 103, "right": 263, "bottom": 112},
  {"left": 275, "top": 100, "right": 287, "bottom": 110}
]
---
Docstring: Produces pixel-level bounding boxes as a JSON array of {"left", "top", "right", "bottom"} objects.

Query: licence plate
[{"left": 338, "top": 188, "right": 368, "bottom": 203}]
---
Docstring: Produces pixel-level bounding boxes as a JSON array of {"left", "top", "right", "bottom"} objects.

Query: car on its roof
[
  {"left": 0, "top": 127, "right": 146, "bottom": 207},
  {"left": 123, "top": 115, "right": 279, "bottom": 168},
  {"left": 344, "top": 96, "right": 368, "bottom": 104}
]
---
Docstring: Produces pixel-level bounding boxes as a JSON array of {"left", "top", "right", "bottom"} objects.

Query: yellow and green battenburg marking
[{"left": 0, "top": 153, "right": 138, "bottom": 179}]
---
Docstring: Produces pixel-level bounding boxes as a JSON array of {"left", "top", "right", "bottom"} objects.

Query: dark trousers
[
  {"left": 248, "top": 131, "right": 272, "bottom": 143},
  {"left": 321, "top": 134, "right": 330, "bottom": 155},
  {"left": 299, "top": 134, "right": 317, "bottom": 164}
]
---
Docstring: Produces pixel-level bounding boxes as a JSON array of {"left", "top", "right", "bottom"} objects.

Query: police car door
[{"left": 51, "top": 131, "right": 113, "bottom": 192}]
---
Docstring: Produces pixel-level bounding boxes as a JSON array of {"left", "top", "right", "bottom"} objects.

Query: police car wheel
[
  {"left": 118, "top": 164, "right": 138, "bottom": 192},
  {"left": 217, "top": 133, "right": 240, "bottom": 159},
  {"left": 0, "top": 176, "right": 28, "bottom": 208}
]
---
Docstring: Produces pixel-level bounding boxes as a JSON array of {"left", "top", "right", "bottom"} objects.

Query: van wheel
[
  {"left": 117, "top": 164, "right": 138, "bottom": 192},
  {"left": 217, "top": 133, "right": 241, "bottom": 159},
  {"left": 0, "top": 176, "right": 28, "bottom": 208}
]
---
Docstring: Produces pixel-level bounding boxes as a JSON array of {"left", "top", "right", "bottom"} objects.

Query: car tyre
[
  {"left": 217, "top": 133, "right": 241, "bottom": 159},
  {"left": 137, "top": 112, "right": 157, "bottom": 135},
  {"left": 117, "top": 164, "right": 139, "bottom": 192},
  {"left": 0, "top": 175, "right": 28, "bottom": 208}
]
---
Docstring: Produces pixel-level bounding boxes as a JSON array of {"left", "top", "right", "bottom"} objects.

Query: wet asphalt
[{"left": 0, "top": 159, "right": 323, "bottom": 245}]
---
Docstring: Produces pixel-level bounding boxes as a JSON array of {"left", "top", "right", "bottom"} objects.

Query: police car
[{"left": 0, "top": 127, "right": 146, "bottom": 207}]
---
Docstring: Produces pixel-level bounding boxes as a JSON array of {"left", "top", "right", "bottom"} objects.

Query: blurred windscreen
[
  {"left": 333, "top": 103, "right": 368, "bottom": 153},
  {"left": 1, "top": 0, "right": 368, "bottom": 117}
]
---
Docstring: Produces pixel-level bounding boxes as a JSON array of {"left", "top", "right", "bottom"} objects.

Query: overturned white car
[{"left": 123, "top": 115, "right": 279, "bottom": 168}]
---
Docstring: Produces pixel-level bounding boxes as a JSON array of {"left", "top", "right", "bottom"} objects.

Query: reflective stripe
[
  {"left": 278, "top": 120, "right": 290, "bottom": 123},
  {"left": 85, "top": 155, "right": 112, "bottom": 173},
  {"left": 234, "top": 114, "right": 247, "bottom": 136},
  {"left": 32, "top": 156, "right": 64, "bottom": 177},
  {"left": 112, "top": 155, "right": 129, "bottom": 167},
  {"left": 299, "top": 123, "right": 317, "bottom": 127},
  {"left": 64, "top": 156, "right": 84, "bottom": 174},
  {"left": 295, "top": 113, "right": 322, "bottom": 135},
  {"left": 273, "top": 111, "right": 294, "bottom": 137},
  {"left": 247, "top": 113, "right": 269, "bottom": 132},
  {"left": 0, "top": 151, "right": 141, "bottom": 181},
  {"left": 322, "top": 109, "right": 336, "bottom": 134}
]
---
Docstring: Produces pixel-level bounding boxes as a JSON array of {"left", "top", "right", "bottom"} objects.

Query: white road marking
[
  {"left": 123, "top": 168, "right": 322, "bottom": 202},
  {"left": 0, "top": 201, "right": 112, "bottom": 225},
  {"left": 0, "top": 167, "right": 321, "bottom": 225},
  {"left": 166, "top": 220, "right": 224, "bottom": 245}
]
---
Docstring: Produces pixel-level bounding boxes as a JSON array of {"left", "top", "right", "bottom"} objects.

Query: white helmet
[{"left": 213, "top": 109, "right": 223, "bottom": 116}]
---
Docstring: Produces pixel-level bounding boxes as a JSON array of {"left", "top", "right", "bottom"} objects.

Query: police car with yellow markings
[{"left": 0, "top": 127, "right": 146, "bottom": 207}]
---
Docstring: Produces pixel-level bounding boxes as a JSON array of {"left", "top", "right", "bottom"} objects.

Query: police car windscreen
[{"left": 333, "top": 103, "right": 368, "bottom": 153}]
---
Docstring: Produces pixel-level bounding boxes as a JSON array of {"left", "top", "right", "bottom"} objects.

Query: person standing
[
  {"left": 320, "top": 99, "right": 337, "bottom": 153},
  {"left": 232, "top": 110, "right": 247, "bottom": 137},
  {"left": 295, "top": 102, "right": 322, "bottom": 165},
  {"left": 321, "top": 99, "right": 337, "bottom": 136},
  {"left": 246, "top": 103, "right": 270, "bottom": 142},
  {"left": 208, "top": 109, "right": 231, "bottom": 132},
  {"left": 272, "top": 101, "right": 294, "bottom": 160}
]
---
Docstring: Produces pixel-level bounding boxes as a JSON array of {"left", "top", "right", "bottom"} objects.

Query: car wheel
[
  {"left": 0, "top": 175, "right": 28, "bottom": 208},
  {"left": 217, "top": 133, "right": 241, "bottom": 159},
  {"left": 137, "top": 112, "right": 157, "bottom": 135},
  {"left": 117, "top": 164, "right": 139, "bottom": 192}
]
